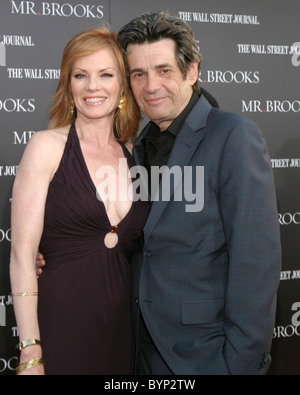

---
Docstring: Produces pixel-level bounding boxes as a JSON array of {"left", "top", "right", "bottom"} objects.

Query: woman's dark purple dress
[{"left": 38, "top": 123, "right": 149, "bottom": 375}]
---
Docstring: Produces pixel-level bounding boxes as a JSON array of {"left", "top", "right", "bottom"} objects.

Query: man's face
[{"left": 126, "top": 39, "right": 198, "bottom": 131}]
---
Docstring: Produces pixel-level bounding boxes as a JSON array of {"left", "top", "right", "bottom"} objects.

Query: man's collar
[{"left": 168, "top": 92, "right": 200, "bottom": 136}]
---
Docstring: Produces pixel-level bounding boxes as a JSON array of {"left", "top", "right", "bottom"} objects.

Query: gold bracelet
[
  {"left": 16, "top": 339, "right": 42, "bottom": 356},
  {"left": 16, "top": 358, "right": 45, "bottom": 375},
  {"left": 11, "top": 292, "right": 38, "bottom": 297}
]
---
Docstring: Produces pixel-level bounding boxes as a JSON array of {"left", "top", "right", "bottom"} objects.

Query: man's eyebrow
[
  {"left": 155, "top": 63, "right": 173, "bottom": 70},
  {"left": 130, "top": 64, "right": 173, "bottom": 75},
  {"left": 130, "top": 67, "right": 144, "bottom": 75}
]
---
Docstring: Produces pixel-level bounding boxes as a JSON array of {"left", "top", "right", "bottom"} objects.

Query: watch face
[{"left": 16, "top": 339, "right": 41, "bottom": 355}]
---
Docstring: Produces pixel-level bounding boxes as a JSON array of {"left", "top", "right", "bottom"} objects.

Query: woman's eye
[
  {"left": 102, "top": 73, "right": 113, "bottom": 78},
  {"left": 74, "top": 74, "right": 85, "bottom": 79}
]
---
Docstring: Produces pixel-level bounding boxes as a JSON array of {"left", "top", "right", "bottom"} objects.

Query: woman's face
[{"left": 70, "top": 47, "right": 123, "bottom": 123}]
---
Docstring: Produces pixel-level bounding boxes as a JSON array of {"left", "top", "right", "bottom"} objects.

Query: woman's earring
[
  {"left": 70, "top": 95, "right": 75, "bottom": 117},
  {"left": 118, "top": 94, "right": 125, "bottom": 111}
]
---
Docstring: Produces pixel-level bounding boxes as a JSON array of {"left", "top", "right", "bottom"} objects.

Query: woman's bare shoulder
[
  {"left": 32, "top": 125, "right": 70, "bottom": 146},
  {"left": 19, "top": 126, "right": 71, "bottom": 174}
]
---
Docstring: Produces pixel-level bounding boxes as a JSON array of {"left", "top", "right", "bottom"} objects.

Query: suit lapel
[
  {"left": 133, "top": 124, "right": 150, "bottom": 167},
  {"left": 134, "top": 96, "right": 212, "bottom": 244},
  {"left": 133, "top": 124, "right": 152, "bottom": 201}
]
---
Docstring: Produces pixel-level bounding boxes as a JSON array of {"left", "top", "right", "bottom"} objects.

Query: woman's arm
[{"left": 10, "top": 130, "right": 65, "bottom": 375}]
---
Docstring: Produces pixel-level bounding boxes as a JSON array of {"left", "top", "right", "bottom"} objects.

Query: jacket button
[{"left": 144, "top": 250, "right": 152, "bottom": 258}]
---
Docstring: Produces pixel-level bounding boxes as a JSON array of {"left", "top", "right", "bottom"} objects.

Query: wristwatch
[{"left": 16, "top": 339, "right": 41, "bottom": 356}]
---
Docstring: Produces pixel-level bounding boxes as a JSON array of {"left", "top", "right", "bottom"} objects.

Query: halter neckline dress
[{"left": 38, "top": 123, "right": 149, "bottom": 375}]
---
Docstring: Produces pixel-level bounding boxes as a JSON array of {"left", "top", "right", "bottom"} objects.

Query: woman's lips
[{"left": 84, "top": 97, "right": 106, "bottom": 105}]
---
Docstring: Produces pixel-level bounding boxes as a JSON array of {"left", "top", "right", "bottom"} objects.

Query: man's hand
[{"left": 36, "top": 252, "right": 45, "bottom": 277}]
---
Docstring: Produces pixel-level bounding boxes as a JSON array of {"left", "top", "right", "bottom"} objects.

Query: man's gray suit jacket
[{"left": 131, "top": 95, "right": 281, "bottom": 375}]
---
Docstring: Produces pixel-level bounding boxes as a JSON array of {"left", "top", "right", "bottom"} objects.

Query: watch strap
[{"left": 16, "top": 339, "right": 41, "bottom": 355}]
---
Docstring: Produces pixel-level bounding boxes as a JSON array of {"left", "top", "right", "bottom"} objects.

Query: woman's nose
[{"left": 86, "top": 76, "right": 100, "bottom": 91}]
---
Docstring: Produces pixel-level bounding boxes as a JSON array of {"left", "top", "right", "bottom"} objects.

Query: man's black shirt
[{"left": 142, "top": 92, "right": 200, "bottom": 171}]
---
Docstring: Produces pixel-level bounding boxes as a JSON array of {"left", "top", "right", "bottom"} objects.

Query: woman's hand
[{"left": 36, "top": 252, "right": 45, "bottom": 277}]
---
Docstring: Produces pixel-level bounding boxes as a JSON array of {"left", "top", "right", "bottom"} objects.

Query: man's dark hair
[{"left": 118, "top": 11, "right": 202, "bottom": 94}]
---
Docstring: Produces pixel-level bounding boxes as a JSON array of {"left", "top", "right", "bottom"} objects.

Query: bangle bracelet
[
  {"left": 16, "top": 339, "right": 42, "bottom": 356},
  {"left": 11, "top": 292, "right": 38, "bottom": 297},
  {"left": 16, "top": 358, "right": 45, "bottom": 375}
]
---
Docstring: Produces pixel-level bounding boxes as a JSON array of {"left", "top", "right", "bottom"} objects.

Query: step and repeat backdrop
[{"left": 0, "top": 0, "right": 299, "bottom": 375}]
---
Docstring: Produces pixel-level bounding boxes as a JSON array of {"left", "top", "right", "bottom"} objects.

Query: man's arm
[{"left": 219, "top": 118, "right": 281, "bottom": 375}]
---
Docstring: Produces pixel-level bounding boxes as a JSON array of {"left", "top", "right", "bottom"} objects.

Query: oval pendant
[{"left": 104, "top": 226, "right": 119, "bottom": 249}]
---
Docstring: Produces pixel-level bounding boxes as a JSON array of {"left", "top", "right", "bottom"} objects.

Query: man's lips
[{"left": 144, "top": 97, "right": 166, "bottom": 105}]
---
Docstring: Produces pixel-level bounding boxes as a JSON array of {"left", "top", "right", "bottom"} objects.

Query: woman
[{"left": 10, "top": 27, "right": 149, "bottom": 375}]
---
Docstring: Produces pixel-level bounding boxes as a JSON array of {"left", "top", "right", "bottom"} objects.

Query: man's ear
[{"left": 188, "top": 62, "right": 199, "bottom": 86}]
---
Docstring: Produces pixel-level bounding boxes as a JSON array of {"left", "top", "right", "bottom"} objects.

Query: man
[{"left": 117, "top": 11, "right": 281, "bottom": 375}]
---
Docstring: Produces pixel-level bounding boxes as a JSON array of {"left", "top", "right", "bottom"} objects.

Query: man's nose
[{"left": 145, "top": 73, "right": 160, "bottom": 93}]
